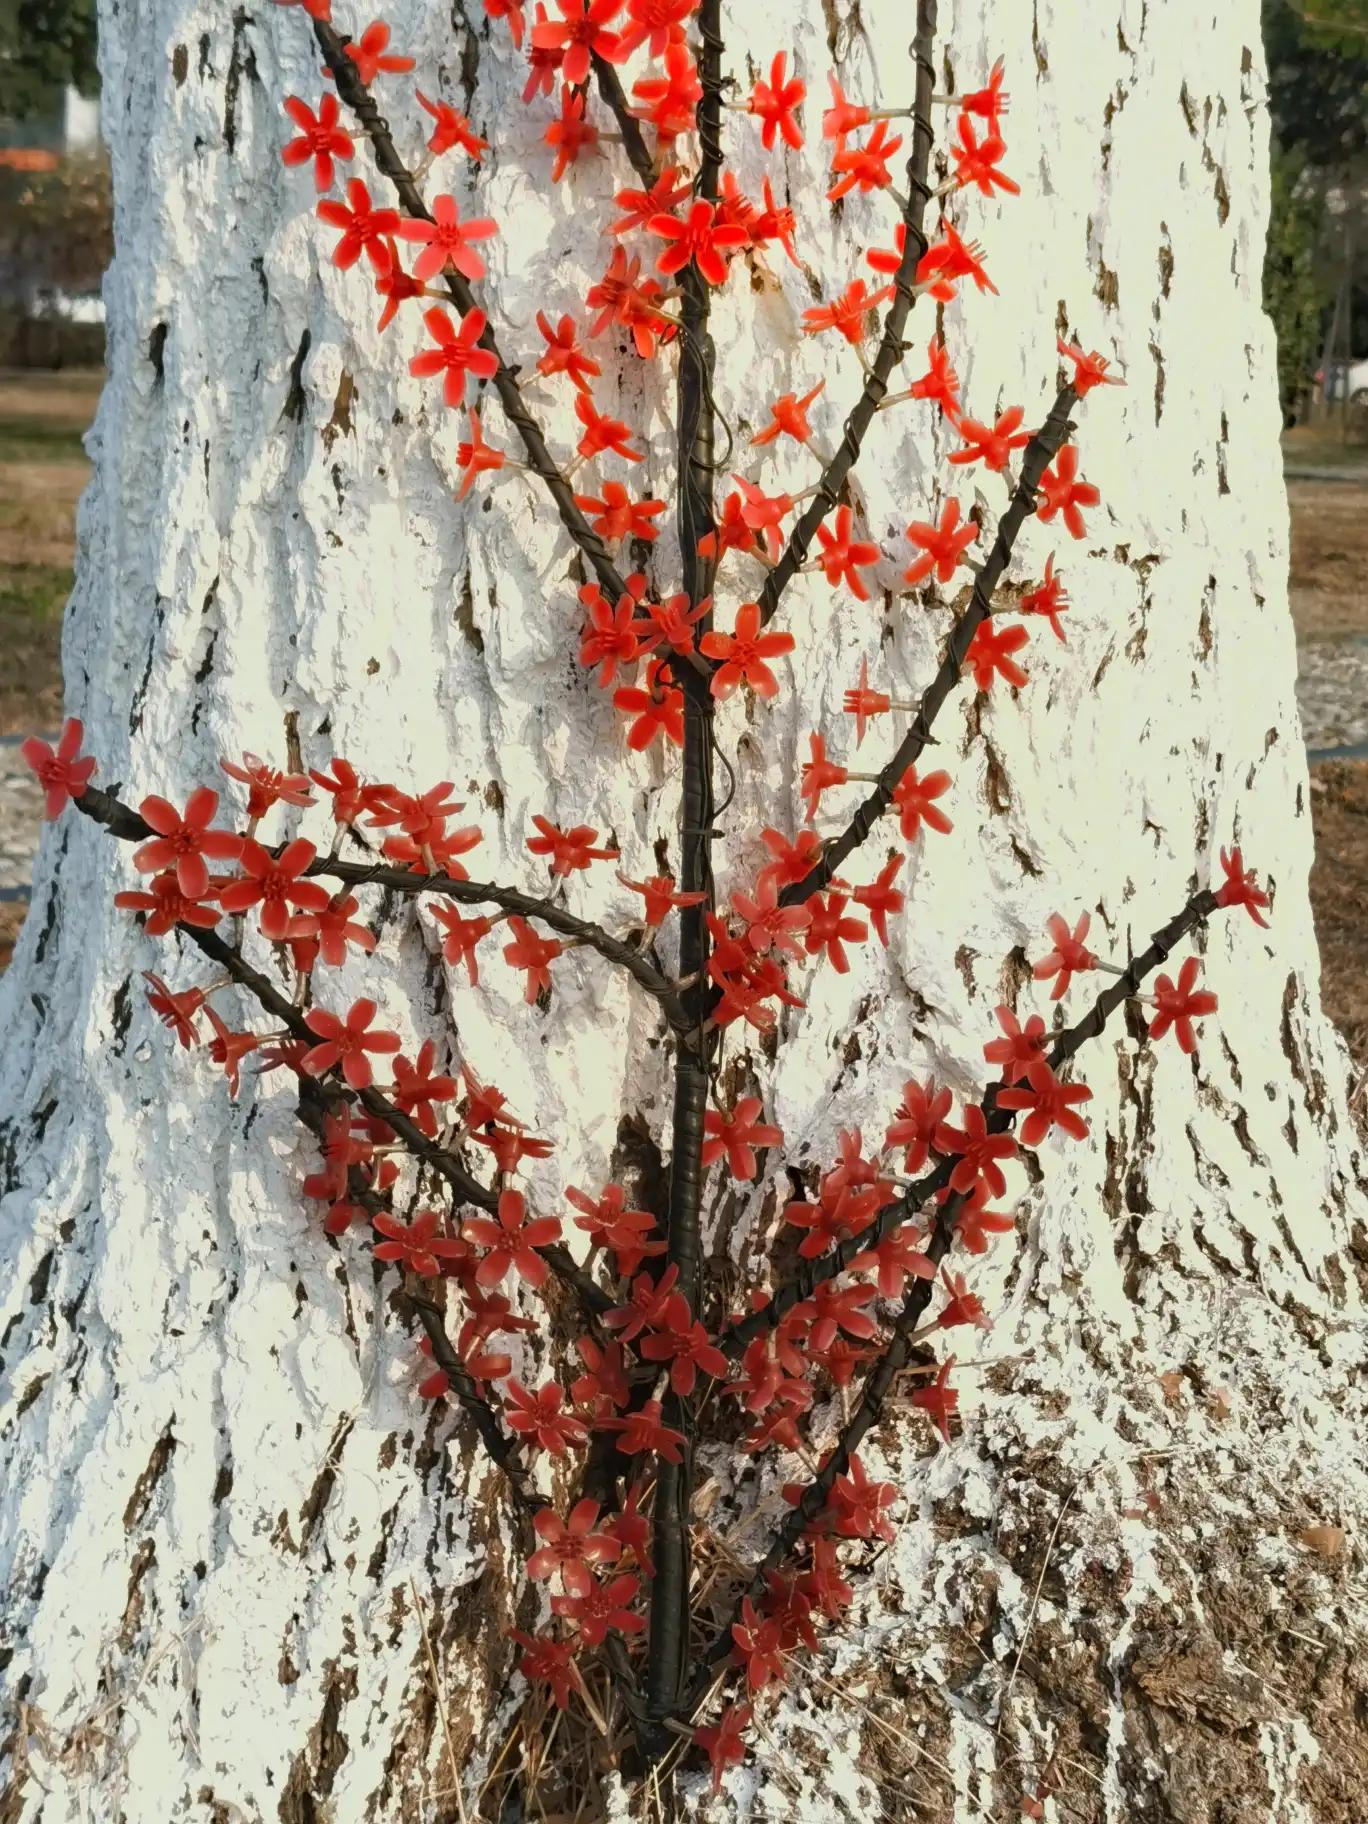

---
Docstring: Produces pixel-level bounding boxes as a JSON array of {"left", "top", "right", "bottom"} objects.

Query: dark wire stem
[
  {"left": 591, "top": 51, "right": 658, "bottom": 188},
  {"left": 756, "top": 0, "right": 939, "bottom": 631},
  {"left": 781, "top": 381, "right": 1080, "bottom": 908},
  {"left": 670, "top": 884, "right": 1222, "bottom": 1734},
  {"left": 70, "top": 784, "right": 613, "bottom": 1318},
  {"left": 312, "top": 19, "right": 630, "bottom": 606},
  {"left": 644, "top": 0, "right": 725, "bottom": 1748},
  {"left": 716, "top": 883, "right": 1221, "bottom": 1359}
]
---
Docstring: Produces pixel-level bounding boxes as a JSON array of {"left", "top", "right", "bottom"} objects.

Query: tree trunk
[{"left": 2, "top": 2, "right": 1366, "bottom": 1820}]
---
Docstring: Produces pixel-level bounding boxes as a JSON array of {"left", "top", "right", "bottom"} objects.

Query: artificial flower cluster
[{"left": 23, "top": 1, "right": 1278, "bottom": 1800}]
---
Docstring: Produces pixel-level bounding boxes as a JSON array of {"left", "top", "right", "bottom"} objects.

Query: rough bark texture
[{"left": 1, "top": 2, "right": 1366, "bottom": 1820}]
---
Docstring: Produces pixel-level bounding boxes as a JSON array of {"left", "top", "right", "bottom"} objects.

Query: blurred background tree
[
  {"left": 1263, "top": 0, "right": 1368, "bottom": 420},
  {"left": 0, "top": 0, "right": 98, "bottom": 119}
]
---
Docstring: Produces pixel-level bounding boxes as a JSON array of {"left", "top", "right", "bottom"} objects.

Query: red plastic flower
[
  {"left": 638, "top": 1292, "right": 729, "bottom": 1395},
  {"left": 115, "top": 870, "right": 220, "bottom": 936},
  {"left": 952, "top": 407, "right": 1031, "bottom": 474},
  {"left": 805, "top": 891, "right": 868, "bottom": 973},
  {"left": 908, "top": 336, "right": 962, "bottom": 417},
  {"left": 527, "top": 1499, "right": 619, "bottom": 1584},
  {"left": 959, "top": 55, "right": 1009, "bottom": 126},
  {"left": 429, "top": 904, "right": 494, "bottom": 983},
  {"left": 618, "top": 872, "right": 707, "bottom": 928},
  {"left": 217, "top": 837, "right": 329, "bottom": 940},
  {"left": 614, "top": 659, "right": 685, "bottom": 751},
  {"left": 454, "top": 408, "right": 507, "bottom": 498},
  {"left": 1036, "top": 446, "right": 1100, "bottom": 540},
  {"left": 648, "top": 198, "right": 748, "bottom": 286},
  {"left": 509, "top": 1630, "right": 578, "bottom": 1712},
  {"left": 732, "top": 1599, "right": 787, "bottom": 1691},
  {"left": 575, "top": 481, "right": 665, "bottom": 544},
  {"left": 532, "top": 0, "right": 625, "bottom": 87},
  {"left": 21, "top": 718, "right": 96, "bottom": 819},
  {"left": 964, "top": 620, "right": 1029, "bottom": 691},
  {"left": 892, "top": 764, "right": 953, "bottom": 842},
  {"left": 389, "top": 1040, "right": 457, "bottom": 1137},
  {"left": 463, "top": 1188, "right": 563, "bottom": 1288},
  {"left": 802, "top": 278, "right": 892, "bottom": 345},
  {"left": 746, "top": 51, "right": 805, "bottom": 151},
  {"left": 1215, "top": 846, "right": 1270, "bottom": 927},
  {"left": 631, "top": 39, "right": 702, "bottom": 139},
  {"left": 1020, "top": 555, "right": 1070, "bottom": 641},
  {"left": 756, "top": 826, "right": 822, "bottom": 894},
  {"left": 842, "top": 850, "right": 904, "bottom": 949},
  {"left": 693, "top": 1702, "right": 751, "bottom": 1794},
  {"left": 484, "top": 0, "right": 527, "bottom": 45},
  {"left": 885, "top": 1076, "right": 953, "bottom": 1172},
  {"left": 335, "top": 21, "right": 414, "bottom": 84},
  {"left": 850, "top": 1224, "right": 935, "bottom": 1298},
  {"left": 752, "top": 381, "right": 824, "bottom": 448},
  {"left": 280, "top": 93, "right": 354, "bottom": 191},
  {"left": 546, "top": 84, "right": 599, "bottom": 180},
  {"left": 400, "top": 194, "right": 497, "bottom": 283},
  {"left": 813, "top": 505, "right": 880, "bottom": 599},
  {"left": 571, "top": 1334, "right": 631, "bottom": 1416},
  {"left": 912, "top": 1356, "right": 959, "bottom": 1444},
  {"left": 903, "top": 498, "right": 979, "bottom": 584},
  {"left": 823, "top": 74, "right": 870, "bottom": 141},
  {"left": 1148, "top": 956, "right": 1219, "bottom": 1054},
  {"left": 611, "top": 165, "right": 692, "bottom": 236},
  {"left": 913, "top": 219, "right": 997, "bottom": 299},
  {"left": 301, "top": 997, "right": 402, "bottom": 1089},
  {"left": 936, "top": 1267, "right": 991, "bottom": 1332},
  {"left": 1057, "top": 335, "right": 1123, "bottom": 397},
  {"left": 1032, "top": 911, "right": 1097, "bottom": 999},
  {"left": 220, "top": 752, "right": 314, "bottom": 820},
  {"left": 527, "top": 815, "right": 619, "bottom": 877},
  {"left": 574, "top": 392, "right": 644, "bottom": 463},
  {"left": 410, "top": 307, "right": 498, "bottom": 407},
  {"left": 842, "top": 655, "right": 889, "bottom": 747},
  {"left": 950, "top": 116, "right": 1019, "bottom": 196},
  {"left": 596, "top": 1396, "right": 685, "bottom": 1461},
  {"left": 504, "top": 1379, "right": 589, "bottom": 1457},
  {"left": 372, "top": 1208, "right": 465, "bottom": 1278},
  {"left": 800, "top": 732, "right": 847, "bottom": 822},
  {"left": 731, "top": 874, "right": 812, "bottom": 959},
  {"left": 142, "top": 972, "right": 206, "bottom": 1048},
  {"left": 132, "top": 787, "right": 243, "bottom": 898},
  {"left": 933, "top": 1105, "right": 1018, "bottom": 1201},
  {"left": 618, "top": 0, "right": 696, "bottom": 56},
  {"left": 955, "top": 1187, "right": 1016, "bottom": 1255},
  {"left": 204, "top": 1008, "right": 257, "bottom": 1099},
  {"left": 998, "top": 1059, "right": 1094, "bottom": 1145},
  {"left": 288, "top": 892, "right": 376, "bottom": 969},
  {"left": 374, "top": 247, "right": 425, "bottom": 331},
  {"left": 503, "top": 916, "right": 564, "bottom": 1001},
  {"left": 702, "top": 1098, "right": 783, "bottom": 1181},
  {"left": 579, "top": 575, "right": 647, "bottom": 686},
  {"left": 417, "top": 91, "right": 488, "bottom": 160},
  {"left": 536, "top": 311, "right": 601, "bottom": 392},
  {"left": 701, "top": 603, "right": 795, "bottom": 700},
  {"left": 828, "top": 119, "right": 902, "bottom": 199},
  {"left": 983, "top": 1004, "right": 1047, "bottom": 1084},
  {"left": 567, "top": 1183, "right": 663, "bottom": 1277},
  {"left": 316, "top": 178, "right": 400, "bottom": 271}
]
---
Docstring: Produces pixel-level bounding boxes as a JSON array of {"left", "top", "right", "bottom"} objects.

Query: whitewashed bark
[{"left": 2, "top": 2, "right": 1365, "bottom": 1820}]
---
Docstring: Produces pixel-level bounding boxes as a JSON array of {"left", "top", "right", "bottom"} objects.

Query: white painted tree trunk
[{"left": 2, "top": 2, "right": 1365, "bottom": 1819}]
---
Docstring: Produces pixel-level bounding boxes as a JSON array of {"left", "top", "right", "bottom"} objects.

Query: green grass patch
[
  {"left": 0, "top": 563, "right": 72, "bottom": 626},
  {"left": 0, "top": 414, "right": 88, "bottom": 464}
]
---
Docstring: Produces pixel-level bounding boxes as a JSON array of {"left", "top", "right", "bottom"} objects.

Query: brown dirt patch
[
  {"left": 1287, "top": 479, "right": 1368, "bottom": 644},
  {"left": 1308, "top": 760, "right": 1368, "bottom": 1076}
]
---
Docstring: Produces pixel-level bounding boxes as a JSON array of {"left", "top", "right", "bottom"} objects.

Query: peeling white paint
[{"left": 1, "top": 1, "right": 1366, "bottom": 1820}]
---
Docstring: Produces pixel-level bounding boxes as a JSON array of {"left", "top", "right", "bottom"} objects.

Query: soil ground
[{"left": 0, "top": 377, "right": 1366, "bottom": 1085}]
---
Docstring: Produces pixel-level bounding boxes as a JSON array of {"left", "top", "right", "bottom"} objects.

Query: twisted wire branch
[
  {"left": 312, "top": 20, "right": 630, "bottom": 606},
  {"left": 756, "top": 0, "right": 940, "bottom": 630},
  {"left": 781, "top": 381, "right": 1080, "bottom": 907},
  {"left": 675, "top": 882, "right": 1221, "bottom": 1728},
  {"left": 644, "top": 0, "right": 727, "bottom": 1744}
]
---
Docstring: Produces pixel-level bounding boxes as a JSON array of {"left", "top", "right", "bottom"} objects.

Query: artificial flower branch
[
  {"left": 781, "top": 380, "right": 1080, "bottom": 908},
  {"left": 313, "top": 18, "right": 632, "bottom": 608},
  {"left": 679, "top": 877, "right": 1225, "bottom": 1726},
  {"left": 754, "top": 0, "right": 938, "bottom": 633}
]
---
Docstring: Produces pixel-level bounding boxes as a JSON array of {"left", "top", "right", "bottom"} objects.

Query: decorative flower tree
[{"left": 3, "top": 1, "right": 1362, "bottom": 1817}]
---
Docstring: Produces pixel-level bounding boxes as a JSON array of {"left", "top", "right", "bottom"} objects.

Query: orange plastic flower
[{"left": 701, "top": 603, "right": 795, "bottom": 699}]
